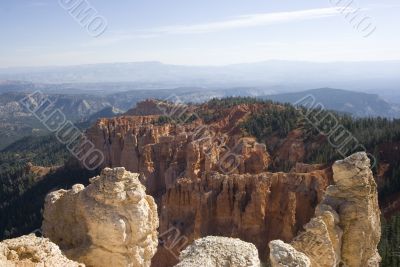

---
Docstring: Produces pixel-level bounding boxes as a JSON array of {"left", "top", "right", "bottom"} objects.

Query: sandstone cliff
[
  {"left": 85, "top": 111, "right": 270, "bottom": 199},
  {"left": 174, "top": 236, "right": 260, "bottom": 267},
  {"left": 269, "top": 152, "right": 381, "bottom": 267},
  {"left": 157, "top": 169, "right": 331, "bottom": 265},
  {"left": 0, "top": 234, "right": 84, "bottom": 267},
  {"left": 42, "top": 167, "right": 159, "bottom": 267}
]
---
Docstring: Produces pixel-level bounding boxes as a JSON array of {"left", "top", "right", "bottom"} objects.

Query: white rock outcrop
[
  {"left": 269, "top": 240, "right": 311, "bottom": 267},
  {"left": 174, "top": 236, "right": 261, "bottom": 267},
  {"left": 0, "top": 234, "right": 84, "bottom": 267},
  {"left": 269, "top": 152, "right": 381, "bottom": 267},
  {"left": 42, "top": 167, "right": 159, "bottom": 267}
]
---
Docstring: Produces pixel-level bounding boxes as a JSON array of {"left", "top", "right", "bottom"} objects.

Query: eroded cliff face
[
  {"left": 0, "top": 234, "right": 84, "bottom": 267},
  {"left": 42, "top": 167, "right": 159, "bottom": 267},
  {"left": 157, "top": 169, "right": 331, "bottom": 265},
  {"left": 269, "top": 152, "right": 381, "bottom": 267},
  {"left": 85, "top": 103, "right": 271, "bottom": 199}
]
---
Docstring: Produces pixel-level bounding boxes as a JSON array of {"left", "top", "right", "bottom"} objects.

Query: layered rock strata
[
  {"left": 42, "top": 167, "right": 159, "bottom": 267},
  {"left": 269, "top": 152, "right": 381, "bottom": 267},
  {"left": 0, "top": 234, "right": 84, "bottom": 267}
]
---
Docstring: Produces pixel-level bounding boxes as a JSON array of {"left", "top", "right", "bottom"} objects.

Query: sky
[{"left": 0, "top": 0, "right": 400, "bottom": 67}]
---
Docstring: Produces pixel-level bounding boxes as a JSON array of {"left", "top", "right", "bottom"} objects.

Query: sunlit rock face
[
  {"left": 85, "top": 116, "right": 271, "bottom": 199},
  {"left": 158, "top": 169, "right": 331, "bottom": 265},
  {"left": 174, "top": 236, "right": 261, "bottom": 267},
  {"left": 84, "top": 100, "right": 274, "bottom": 200},
  {"left": 269, "top": 152, "right": 382, "bottom": 267},
  {"left": 42, "top": 167, "right": 159, "bottom": 267},
  {"left": 0, "top": 234, "right": 84, "bottom": 267}
]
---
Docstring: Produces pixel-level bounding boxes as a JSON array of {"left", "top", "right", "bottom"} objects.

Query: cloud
[
  {"left": 81, "top": 8, "right": 344, "bottom": 47},
  {"left": 143, "top": 8, "right": 342, "bottom": 35}
]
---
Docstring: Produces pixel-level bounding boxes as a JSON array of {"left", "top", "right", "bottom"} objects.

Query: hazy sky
[{"left": 1, "top": 0, "right": 399, "bottom": 67}]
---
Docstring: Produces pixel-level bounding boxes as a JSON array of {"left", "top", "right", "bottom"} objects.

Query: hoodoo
[{"left": 42, "top": 167, "right": 159, "bottom": 267}]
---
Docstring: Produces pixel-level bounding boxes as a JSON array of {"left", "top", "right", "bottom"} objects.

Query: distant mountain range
[
  {"left": 263, "top": 88, "right": 400, "bottom": 118},
  {"left": 0, "top": 60, "right": 400, "bottom": 93}
]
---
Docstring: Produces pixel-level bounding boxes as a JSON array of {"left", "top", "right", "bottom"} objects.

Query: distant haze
[{"left": 0, "top": 61, "right": 399, "bottom": 94}]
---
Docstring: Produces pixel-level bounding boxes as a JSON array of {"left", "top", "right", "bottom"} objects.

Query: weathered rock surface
[
  {"left": 269, "top": 152, "right": 381, "bottom": 267},
  {"left": 85, "top": 100, "right": 272, "bottom": 199},
  {"left": 157, "top": 169, "right": 331, "bottom": 265},
  {"left": 0, "top": 234, "right": 84, "bottom": 267},
  {"left": 174, "top": 236, "right": 260, "bottom": 267},
  {"left": 85, "top": 119, "right": 271, "bottom": 202},
  {"left": 42, "top": 167, "right": 159, "bottom": 267},
  {"left": 269, "top": 240, "right": 310, "bottom": 267}
]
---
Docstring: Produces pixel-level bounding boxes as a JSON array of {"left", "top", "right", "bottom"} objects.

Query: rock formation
[
  {"left": 85, "top": 112, "right": 270, "bottom": 199},
  {"left": 83, "top": 100, "right": 333, "bottom": 266},
  {"left": 0, "top": 234, "right": 84, "bottom": 267},
  {"left": 269, "top": 152, "right": 381, "bottom": 267},
  {"left": 42, "top": 167, "right": 159, "bottom": 267},
  {"left": 269, "top": 240, "right": 310, "bottom": 267},
  {"left": 157, "top": 169, "right": 331, "bottom": 265},
  {"left": 174, "top": 236, "right": 260, "bottom": 267}
]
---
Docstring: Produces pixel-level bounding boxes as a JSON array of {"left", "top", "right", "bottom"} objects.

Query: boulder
[{"left": 175, "top": 236, "right": 260, "bottom": 267}]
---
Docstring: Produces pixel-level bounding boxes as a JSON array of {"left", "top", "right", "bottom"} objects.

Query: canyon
[
  {"left": 0, "top": 99, "right": 383, "bottom": 267},
  {"left": 1, "top": 152, "right": 379, "bottom": 267},
  {"left": 81, "top": 99, "right": 341, "bottom": 266}
]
